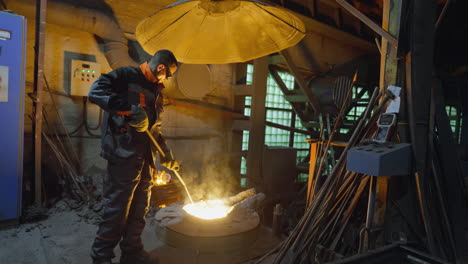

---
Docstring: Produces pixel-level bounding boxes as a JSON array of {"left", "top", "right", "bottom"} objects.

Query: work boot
[
  {"left": 92, "top": 258, "right": 113, "bottom": 264},
  {"left": 120, "top": 250, "right": 158, "bottom": 264}
]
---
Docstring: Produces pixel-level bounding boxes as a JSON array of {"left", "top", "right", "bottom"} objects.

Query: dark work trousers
[{"left": 91, "top": 155, "right": 153, "bottom": 260}]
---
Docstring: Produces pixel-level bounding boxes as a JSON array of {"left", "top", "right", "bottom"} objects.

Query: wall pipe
[{"left": 6, "top": 0, "right": 137, "bottom": 69}]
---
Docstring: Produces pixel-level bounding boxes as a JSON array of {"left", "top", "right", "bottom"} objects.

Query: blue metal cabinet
[{"left": 0, "top": 11, "right": 27, "bottom": 224}]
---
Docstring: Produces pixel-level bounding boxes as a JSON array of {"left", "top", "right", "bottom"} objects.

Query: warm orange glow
[
  {"left": 183, "top": 199, "right": 233, "bottom": 220},
  {"left": 154, "top": 171, "right": 171, "bottom": 185},
  {"left": 156, "top": 178, "right": 165, "bottom": 185}
]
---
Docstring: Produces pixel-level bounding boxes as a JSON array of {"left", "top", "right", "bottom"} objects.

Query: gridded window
[
  {"left": 277, "top": 71, "right": 295, "bottom": 90},
  {"left": 240, "top": 157, "right": 247, "bottom": 174},
  {"left": 240, "top": 131, "right": 248, "bottom": 175},
  {"left": 266, "top": 78, "right": 292, "bottom": 109},
  {"left": 295, "top": 118, "right": 306, "bottom": 130},
  {"left": 297, "top": 173, "right": 309, "bottom": 183},
  {"left": 240, "top": 177, "right": 247, "bottom": 188},
  {"left": 294, "top": 133, "right": 309, "bottom": 164},
  {"left": 340, "top": 128, "right": 349, "bottom": 134},
  {"left": 246, "top": 64, "right": 295, "bottom": 88},
  {"left": 266, "top": 109, "right": 292, "bottom": 126},
  {"left": 356, "top": 86, "right": 370, "bottom": 99},
  {"left": 244, "top": 107, "right": 251, "bottom": 116},
  {"left": 296, "top": 150, "right": 309, "bottom": 164},
  {"left": 265, "top": 126, "right": 290, "bottom": 147},
  {"left": 241, "top": 64, "right": 310, "bottom": 174},
  {"left": 446, "top": 105, "right": 463, "bottom": 143},
  {"left": 346, "top": 86, "right": 369, "bottom": 121},
  {"left": 245, "top": 96, "right": 252, "bottom": 107},
  {"left": 242, "top": 131, "right": 250, "bottom": 151},
  {"left": 340, "top": 86, "right": 369, "bottom": 134},
  {"left": 246, "top": 65, "right": 254, "bottom": 85},
  {"left": 293, "top": 134, "right": 309, "bottom": 149}
]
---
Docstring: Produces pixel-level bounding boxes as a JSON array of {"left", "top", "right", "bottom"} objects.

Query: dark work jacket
[{"left": 88, "top": 66, "right": 169, "bottom": 163}]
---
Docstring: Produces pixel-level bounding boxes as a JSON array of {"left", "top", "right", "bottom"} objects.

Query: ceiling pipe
[{"left": 5, "top": 0, "right": 137, "bottom": 69}]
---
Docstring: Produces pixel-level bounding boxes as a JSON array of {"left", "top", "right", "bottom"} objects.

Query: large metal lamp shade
[{"left": 135, "top": 0, "right": 306, "bottom": 64}]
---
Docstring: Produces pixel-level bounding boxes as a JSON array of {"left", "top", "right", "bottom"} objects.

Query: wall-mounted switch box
[{"left": 70, "top": 59, "right": 101, "bottom": 97}]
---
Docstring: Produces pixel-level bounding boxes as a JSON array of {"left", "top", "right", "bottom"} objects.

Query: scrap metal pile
[
  {"left": 256, "top": 82, "right": 468, "bottom": 263},
  {"left": 267, "top": 86, "right": 387, "bottom": 264}
]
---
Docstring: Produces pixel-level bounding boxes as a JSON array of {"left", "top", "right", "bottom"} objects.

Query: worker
[{"left": 88, "top": 49, "right": 180, "bottom": 264}]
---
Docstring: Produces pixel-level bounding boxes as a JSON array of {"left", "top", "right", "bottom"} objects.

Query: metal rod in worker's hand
[
  {"left": 145, "top": 129, "right": 194, "bottom": 204},
  {"left": 145, "top": 130, "right": 165, "bottom": 158}
]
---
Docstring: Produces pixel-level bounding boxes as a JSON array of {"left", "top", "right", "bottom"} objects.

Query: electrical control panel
[
  {"left": 347, "top": 143, "right": 412, "bottom": 176},
  {"left": 70, "top": 59, "right": 101, "bottom": 97}
]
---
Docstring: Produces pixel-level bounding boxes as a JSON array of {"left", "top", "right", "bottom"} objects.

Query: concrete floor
[{"left": 0, "top": 200, "right": 281, "bottom": 264}]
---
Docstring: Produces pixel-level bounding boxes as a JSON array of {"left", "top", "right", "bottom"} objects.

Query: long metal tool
[
  {"left": 145, "top": 130, "right": 194, "bottom": 204},
  {"left": 145, "top": 130, "right": 166, "bottom": 158},
  {"left": 273, "top": 87, "right": 382, "bottom": 264}
]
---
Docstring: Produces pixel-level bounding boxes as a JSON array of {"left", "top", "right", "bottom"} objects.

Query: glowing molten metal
[
  {"left": 183, "top": 199, "right": 233, "bottom": 220},
  {"left": 154, "top": 171, "right": 171, "bottom": 186}
]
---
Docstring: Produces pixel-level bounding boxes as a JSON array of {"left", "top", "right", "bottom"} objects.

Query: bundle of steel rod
[
  {"left": 43, "top": 104, "right": 88, "bottom": 200},
  {"left": 268, "top": 88, "right": 396, "bottom": 264},
  {"left": 27, "top": 75, "right": 91, "bottom": 203}
]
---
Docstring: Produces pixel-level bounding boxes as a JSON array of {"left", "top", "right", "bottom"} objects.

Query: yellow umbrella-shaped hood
[{"left": 136, "top": 0, "right": 306, "bottom": 64}]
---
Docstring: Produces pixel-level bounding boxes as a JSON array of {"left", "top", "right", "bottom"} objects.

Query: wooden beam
[
  {"left": 371, "top": 0, "right": 403, "bottom": 250},
  {"left": 246, "top": 57, "right": 269, "bottom": 186},
  {"left": 268, "top": 65, "right": 294, "bottom": 95},
  {"left": 166, "top": 98, "right": 245, "bottom": 119},
  {"left": 265, "top": 121, "right": 312, "bottom": 135},
  {"left": 378, "top": 0, "right": 402, "bottom": 90},
  {"left": 289, "top": 0, "right": 341, "bottom": 9},
  {"left": 262, "top": 0, "right": 376, "bottom": 52},
  {"left": 302, "top": 122, "right": 321, "bottom": 129},
  {"left": 280, "top": 50, "right": 321, "bottom": 113},
  {"left": 307, "top": 0, "right": 316, "bottom": 17},
  {"left": 33, "top": 0, "right": 47, "bottom": 206},
  {"left": 283, "top": 95, "right": 308, "bottom": 102},
  {"left": 334, "top": 7, "right": 343, "bottom": 28},
  {"left": 232, "top": 120, "right": 251, "bottom": 131},
  {"left": 233, "top": 84, "right": 253, "bottom": 96},
  {"left": 335, "top": 0, "right": 398, "bottom": 46},
  {"left": 230, "top": 63, "right": 248, "bottom": 183}
]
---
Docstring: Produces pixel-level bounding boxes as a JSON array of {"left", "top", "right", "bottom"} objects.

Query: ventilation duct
[{"left": 5, "top": 0, "right": 137, "bottom": 69}]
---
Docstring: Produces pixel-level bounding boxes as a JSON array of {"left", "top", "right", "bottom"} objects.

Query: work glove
[
  {"left": 161, "top": 151, "right": 180, "bottom": 171},
  {"left": 127, "top": 105, "right": 148, "bottom": 132}
]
